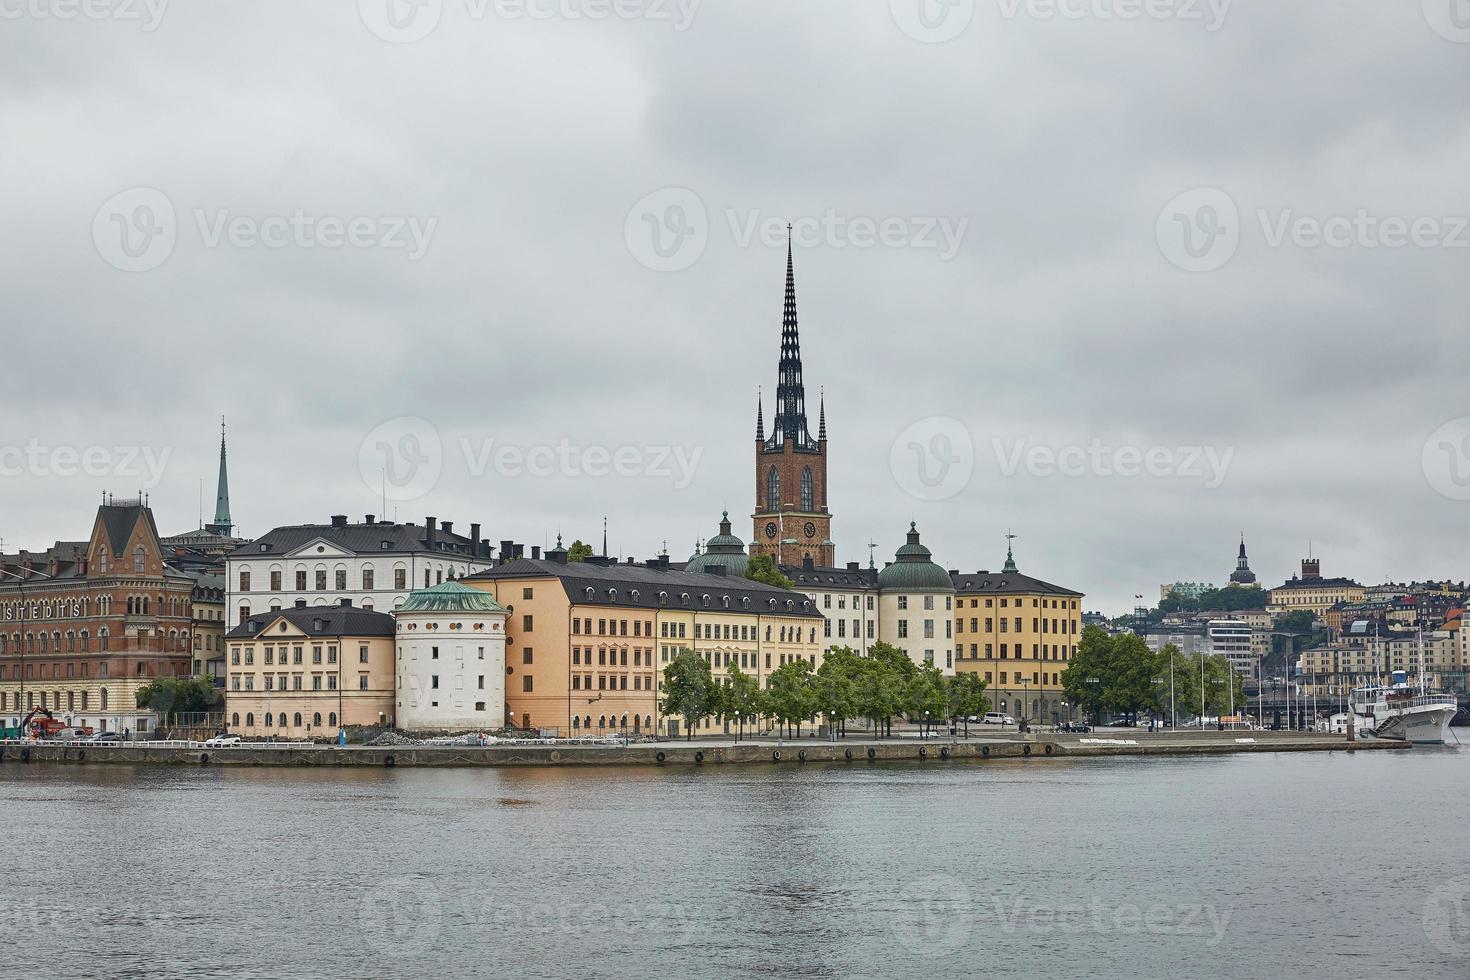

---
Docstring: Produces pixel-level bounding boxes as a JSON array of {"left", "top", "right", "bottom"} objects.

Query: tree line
[
  {"left": 658, "top": 641, "right": 992, "bottom": 740},
  {"left": 1060, "top": 625, "right": 1247, "bottom": 724}
]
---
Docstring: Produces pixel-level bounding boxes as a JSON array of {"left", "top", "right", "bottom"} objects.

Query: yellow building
[
  {"left": 463, "top": 544, "right": 823, "bottom": 737},
  {"left": 1268, "top": 559, "right": 1365, "bottom": 617},
  {"left": 951, "top": 552, "right": 1084, "bottom": 725},
  {"left": 224, "top": 602, "right": 396, "bottom": 739}
]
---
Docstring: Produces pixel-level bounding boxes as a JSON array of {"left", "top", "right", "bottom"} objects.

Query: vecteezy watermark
[
  {"left": 1156, "top": 187, "right": 1240, "bottom": 273},
  {"left": 1157, "top": 186, "right": 1469, "bottom": 272},
  {"left": 461, "top": 437, "right": 703, "bottom": 489},
  {"left": 358, "top": 0, "right": 700, "bottom": 43},
  {"left": 889, "top": 0, "right": 976, "bottom": 43},
  {"left": 624, "top": 187, "right": 709, "bottom": 273},
  {"left": 624, "top": 191, "right": 970, "bottom": 272},
  {"left": 359, "top": 876, "right": 444, "bottom": 956},
  {"left": 0, "top": 440, "right": 171, "bottom": 487},
  {"left": 1423, "top": 876, "right": 1470, "bottom": 957},
  {"left": 990, "top": 895, "right": 1231, "bottom": 945},
  {"left": 1421, "top": 418, "right": 1470, "bottom": 502},
  {"left": 1422, "top": 0, "right": 1470, "bottom": 43},
  {"left": 0, "top": 0, "right": 169, "bottom": 29},
  {"left": 992, "top": 438, "right": 1234, "bottom": 488},
  {"left": 891, "top": 875, "right": 974, "bottom": 957},
  {"left": 890, "top": 417, "right": 975, "bottom": 502},
  {"left": 359, "top": 416, "right": 444, "bottom": 504},
  {"left": 357, "top": 417, "right": 703, "bottom": 502},
  {"left": 993, "top": 0, "right": 1231, "bottom": 30},
  {"left": 92, "top": 186, "right": 438, "bottom": 272}
]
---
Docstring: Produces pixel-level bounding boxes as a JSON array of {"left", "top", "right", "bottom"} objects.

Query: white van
[{"left": 982, "top": 712, "right": 1013, "bottom": 725}]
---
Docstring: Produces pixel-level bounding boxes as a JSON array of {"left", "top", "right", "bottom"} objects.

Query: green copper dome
[
  {"left": 876, "top": 523, "right": 955, "bottom": 592},
  {"left": 686, "top": 511, "right": 750, "bottom": 576},
  {"left": 399, "top": 581, "right": 508, "bottom": 613}
]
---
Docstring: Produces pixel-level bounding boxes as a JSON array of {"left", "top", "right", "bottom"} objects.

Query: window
[
  {"left": 362, "top": 567, "right": 374, "bottom": 590},
  {"left": 315, "top": 570, "right": 327, "bottom": 591},
  {"left": 523, "top": 648, "right": 533, "bottom": 665},
  {"left": 295, "top": 570, "right": 307, "bottom": 591},
  {"left": 898, "top": 620, "right": 908, "bottom": 639},
  {"left": 431, "top": 675, "right": 440, "bottom": 689},
  {"left": 898, "top": 596, "right": 908, "bottom": 610},
  {"left": 360, "top": 645, "right": 369, "bottom": 664},
  {"left": 335, "top": 569, "right": 347, "bottom": 590},
  {"left": 522, "top": 587, "right": 533, "bottom": 600},
  {"left": 239, "top": 570, "right": 251, "bottom": 591},
  {"left": 522, "top": 614, "right": 533, "bottom": 632},
  {"left": 801, "top": 467, "right": 813, "bottom": 511},
  {"left": 394, "top": 568, "right": 406, "bottom": 590},
  {"left": 522, "top": 675, "right": 533, "bottom": 693},
  {"left": 359, "top": 675, "right": 368, "bottom": 690},
  {"left": 133, "top": 546, "right": 145, "bottom": 572},
  {"left": 767, "top": 466, "right": 780, "bottom": 510}
]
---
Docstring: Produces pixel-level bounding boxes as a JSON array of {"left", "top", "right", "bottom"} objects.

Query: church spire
[
  {"left": 818, "top": 388, "right": 826, "bottom": 441},
  {"left": 756, "top": 387, "right": 765, "bottom": 441},
  {"left": 207, "top": 416, "right": 233, "bottom": 536},
  {"left": 767, "top": 225, "right": 815, "bottom": 450}
]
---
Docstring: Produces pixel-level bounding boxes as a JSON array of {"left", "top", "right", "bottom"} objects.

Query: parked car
[
  {"left": 203, "top": 734, "right": 242, "bottom": 747},
  {"left": 80, "top": 732, "right": 122, "bottom": 744},
  {"left": 981, "top": 712, "right": 1016, "bottom": 725}
]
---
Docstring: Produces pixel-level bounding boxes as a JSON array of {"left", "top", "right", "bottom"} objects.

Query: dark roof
[
  {"left": 229, "top": 520, "right": 484, "bottom": 560},
  {"left": 782, "top": 564, "right": 879, "bottom": 589},
  {"left": 100, "top": 503, "right": 155, "bottom": 558},
  {"left": 1272, "top": 576, "right": 1363, "bottom": 591},
  {"left": 465, "top": 559, "right": 820, "bottom": 618},
  {"left": 951, "top": 570, "right": 1084, "bottom": 598},
  {"left": 225, "top": 605, "right": 397, "bottom": 640}
]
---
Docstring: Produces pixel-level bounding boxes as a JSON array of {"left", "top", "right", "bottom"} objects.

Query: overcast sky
[{"left": 2, "top": 1, "right": 1467, "bottom": 613}]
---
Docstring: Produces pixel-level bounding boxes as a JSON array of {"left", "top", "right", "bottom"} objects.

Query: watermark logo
[
  {"left": 1423, "top": 0, "right": 1470, "bottom": 43},
  {"left": 359, "top": 0, "right": 444, "bottom": 42},
  {"left": 993, "top": 0, "right": 1231, "bottom": 30},
  {"left": 461, "top": 437, "right": 703, "bottom": 489},
  {"left": 359, "top": 417, "right": 444, "bottom": 503},
  {"left": 991, "top": 896, "right": 1231, "bottom": 944},
  {"left": 624, "top": 187, "right": 708, "bottom": 272},
  {"left": 891, "top": 417, "right": 975, "bottom": 502},
  {"left": 891, "top": 874, "right": 973, "bottom": 956},
  {"left": 0, "top": 0, "right": 169, "bottom": 29},
  {"left": 0, "top": 440, "right": 171, "bottom": 487},
  {"left": 1422, "top": 417, "right": 1470, "bottom": 501},
  {"left": 992, "top": 438, "right": 1234, "bottom": 488},
  {"left": 890, "top": 0, "right": 975, "bottom": 43},
  {"left": 1156, "top": 187, "right": 1239, "bottom": 272},
  {"left": 358, "top": 876, "right": 443, "bottom": 955},
  {"left": 92, "top": 187, "right": 176, "bottom": 273},
  {"left": 1423, "top": 876, "right": 1470, "bottom": 957},
  {"left": 1257, "top": 209, "right": 1468, "bottom": 251}
]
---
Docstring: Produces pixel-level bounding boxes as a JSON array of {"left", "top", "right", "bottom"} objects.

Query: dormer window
[
  {"left": 630, "top": 590, "right": 639, "bottom": 601},
  {"left": 380, "top": 541, "right": 391, "bottom": 550},
  {"left": 586, "top": 587, "right": 595, "bottom": 599},
  {"left": 658, "top": 592, "right": 667, "bottom": 605},
  {"left": 722, "top": 596, "right": 730, "bottom": 608},
  {"left": 701, "top": 594, "right": 710, "bottom": 607},
  {"left": 608, "top": 589, "right": 618, "bottom": 600},
  {"left": 259, "top": 543, "right": 268, "bottom": 552}
]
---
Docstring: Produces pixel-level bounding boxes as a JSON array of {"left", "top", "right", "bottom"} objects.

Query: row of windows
[
  {"left": 571, "top": 647, "right": 651, "bottom": 667},
  {"left": 0, "top": 689, "right": 110, "bottom": 711},
  {"left": 235, "top": 711, "right": 337, "bottom": 729},
  {"left": 895, "top": 619, "right": 951, "bottom": 640},
  {"left": 238, "top": 565, "right": 469, "bottom": 594},
  {"left": 571, "top": 617, "right": 653, "bottom": 637},
  {"left": 820, "top": 593, "right": 876, "bottom": 611},
  {"left": 983, "top": 671, "right": 1062, "bottom": 687},
  {"left": 0, "top": 629, "right": 119, "bottom": 654},
  {"left": 956, "top": 618, "right": 1078, "bottom": 635},
  {"left": 959, "top": 643, "right": 1075, "bottom": 660},
  {"left": 823, "top": 619, "right": 876, "bottom": 640},
  {"left": 570, "top": 713, "right": 653, "bottom": 732},
  {"left": 571, "top": 674, "right": 653, "bottom": 691}
]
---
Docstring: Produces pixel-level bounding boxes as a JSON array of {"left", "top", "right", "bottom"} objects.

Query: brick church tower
[{"left": 750, "top": 233, "right": 834, "bottom": 567}]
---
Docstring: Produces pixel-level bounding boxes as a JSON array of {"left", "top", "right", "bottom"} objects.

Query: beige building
[
  {"left": 394, "top": 582, "right": 509, "bottom": 732},
  {"left": 224, "top": 603, "right": 396, "bottom": 739},
  {"left": 464, "top": 543, "right": 823, "bottom": 736},
  {"left": 1268, "top": 558, "right": 1365, "bottom": 616},
  {"left": 876, "top": 525, "right": 956, "bottom": 674},
  {"left": 952, "top": 550, "right": 1084, "bottom": 725}
]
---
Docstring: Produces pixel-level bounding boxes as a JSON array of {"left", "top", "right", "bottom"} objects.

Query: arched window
[
  {"left": 572, "top": 716, "right": 580, "bottom": 730},
  {"left": 801, "top": 466, "right": 813, "bottom": 511},
  {"left": 328, "top": 713, "right": 337, "bottom": 727},
  {"left": 100, "top": 688, "right": 109, "bottom": 710},
  {"left": 231, "top": 712, "right": 240, "bottom": 727},
  {"left": 99, "top": 628, "right": 109, "bottom": 652},
  {"left": 645, "top": 715, "right": 653, "bottom": 730},
  {"left": 265, "top": 713, "right": 273, "bottom": 727},
  {"left": 598, "top": 715, "right": 606, "bottom": 729},
  {"left": 313, "top": 712, "right": 322, "bottom": 726},
  {"left": 767, "top": 466, "right": 780, "bottom": 510},
  {"left": 293, "top": 713, "right": 303, "bottom": 728},
  {"left": 246, "top": 712, "right": 254, "bottom": 727},
  {"left": 133, "top": 546, "right": 145, "bottom": 572}
]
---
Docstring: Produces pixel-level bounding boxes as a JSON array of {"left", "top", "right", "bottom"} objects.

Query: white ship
[{"left": 1348, "top": 673, "right": 1458, "bottom": 746}]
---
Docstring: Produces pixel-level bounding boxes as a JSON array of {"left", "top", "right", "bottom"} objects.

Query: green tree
[
  {"left": 948, "top": 671, "right": 991, "bottom": 736},
  {"left": 660, "top": 651, "right": 714, "bottom": 740},
  {"left": 1060, "top": 625, "right": 1114, "bottom": 724},
  {"left": 566, "top": 540, "right": 594, "bottom": 562},
  {"left": 904, "top": 666, "right": 949, "bottom": 738},
  {"left": 814, "top": 648, "right": 860, "bottom": 738},
  {"left": 744, "top": 553, "right": 795, "bottom": 589},
  {"left": 766, "top": 659, "right": 817, "bottom": 738},
  {"left": 135, "top": 675, "right": 222, "bottom": 723},
  {"left": 726, "top": 664, "right": 761, "bottom": 741}
]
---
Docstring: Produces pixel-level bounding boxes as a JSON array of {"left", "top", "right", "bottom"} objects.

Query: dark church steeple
[
  {"left": 1230, "top": 534, "right": 1257, "bottom": 585},
  {"left": 765, "top": 227, "right": 818, "bottom": 453}
]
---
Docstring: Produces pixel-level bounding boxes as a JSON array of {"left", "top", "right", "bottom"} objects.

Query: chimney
[
  {"left": 802, "top": 556, "right": 815, "bottom": 571},
  {"left": 295, "top": 599, "right": 308, "bottom": 609},
  {"left": 470, "top": 523, "right": 481, "bottom": 555},
  {"left": 500, "top": 540, "right": 514, "bottom": 564},
  {"left": 440, "top": 520, "right": 453, "bottom": 535},
  {"left": 426, "top": 517, "right": 437, "bottom": 550},
  {"left": 531, "top": 546, "right": 541, "bottom": 560},
  {"left": 366, "top": 514, "right": 375, "bottom": 526},
  {"left": 331, "top": 515, "right": 348, "bottom": 528},
  {"left": 339, "top": 598, "right": 352, "bottom": 607},
  {"left": 847, "top": 562, "right": 859, "bottom": 571},
  {"left": 514, "top": 544, "right": 525, "bottom": 560}
]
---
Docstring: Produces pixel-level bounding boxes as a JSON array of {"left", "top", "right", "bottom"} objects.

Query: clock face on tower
[
  {"left": 804, "top": 522, "right": 816, "bottom": 538},
  {"left": 765, "top": 522, "right": 778, "bottom": 539}
]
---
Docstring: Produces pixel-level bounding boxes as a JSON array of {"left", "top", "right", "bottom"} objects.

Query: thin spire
[
  {"left": 209, "top": 415, "right": 232, "bottom": 536},
  {"left": 1003, "top": 530, "right": 1019, "bottom": 574},
  {"left": 818, "top": 387, "right": 826, "bottom": 440},
  {"left": 756, "top": 386, "right": 765, "bottom": 441},
  {"left": 603, "top": 516, "right": 608, "bottom": 558},
  {"left": 768, "top": 224, "right": 814, "bottom": 449}
]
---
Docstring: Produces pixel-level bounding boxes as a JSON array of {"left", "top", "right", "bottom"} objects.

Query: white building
[
  {"left": 394, "top": 581, "right": 509, "bottom": 732},
  {"left": 1208, "top": 619, "right": 1256, "bottom": 676},
  {"left": 784, "top": 559, "right": 880, "bottom": 656},
  {"left": 876, "top": 524, "right": 956, "bottom": 675},
  {"left": 226, "top": 515, "right": 495, "bottom": 624}
]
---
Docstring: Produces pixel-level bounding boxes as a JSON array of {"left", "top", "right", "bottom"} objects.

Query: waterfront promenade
[{"left": 0, "top": 729, "right": 1406, "bottom": 769}]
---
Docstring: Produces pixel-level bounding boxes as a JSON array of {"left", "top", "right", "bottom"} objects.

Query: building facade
[
  {"left": 1268, "top": 558, "right": 1365, "bottom": 616},
  {"left": 464, "top": 547, "right": 823, "bottom": 736},
  {"left": 224, "top": 603, "right": 396, "bottom": 739},
  {"left": 226, "top": 514, "right": 494, "bottom": 622},
  {"left": 952, "top": 547, "right": 1084, "bottom": 724},
  {"left": 0, "top": 500, "right": 196, "bottom": 735},
  {"left": 876, "top": 524, "right": 955, "bottom": 675},
  {"left": 394, "top": 582, "right": 509, "bottom": 732}
]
